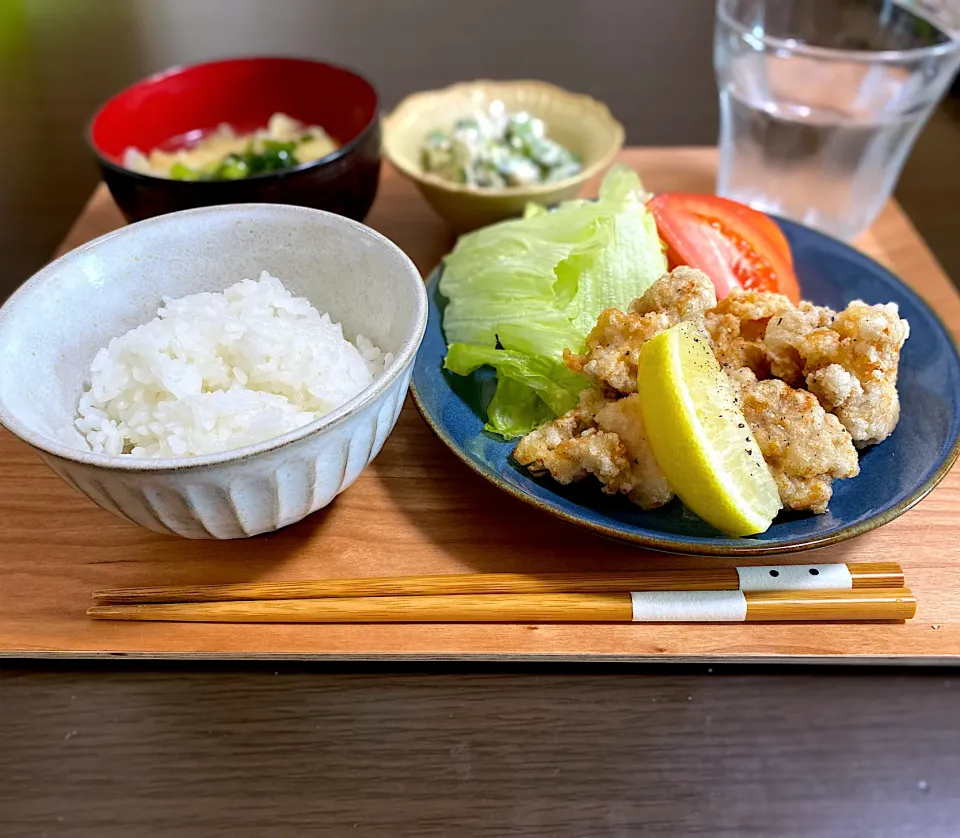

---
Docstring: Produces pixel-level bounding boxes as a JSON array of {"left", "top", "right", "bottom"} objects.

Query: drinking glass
[{"left": 715, "top": 0, "right": 960, "bottom": 240}]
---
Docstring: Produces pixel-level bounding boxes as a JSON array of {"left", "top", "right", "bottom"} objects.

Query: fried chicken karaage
[
  {"left": 513, "top": 387, "right": 674, "bottom": 509},
  {"left": 564, "top": 266, "right": 716, "bottom": 395},
  {"left": 513, "top": 268, "right": 908, "bottom": 517},
  {"left": 729, "top": 368, "right": 860, "bottom": 514},
  {"left": 765, "top": 300, "right": 909, "bottom": 446},
  {"left": 705, "top": 289, "right": 793, "bottom": 378}
]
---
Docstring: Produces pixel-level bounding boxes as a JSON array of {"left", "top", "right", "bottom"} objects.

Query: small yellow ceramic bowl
[{"left": 383, "top": 80, "right": 625, "bottom": 232}]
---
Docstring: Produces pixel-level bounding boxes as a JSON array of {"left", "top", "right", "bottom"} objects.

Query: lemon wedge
[{"left": 638, "top": 322, "right": 781, "bottom": 536}]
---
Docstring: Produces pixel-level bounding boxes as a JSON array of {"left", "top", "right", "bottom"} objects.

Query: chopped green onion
[{"left": 170, "top": 162, "right": 200, "bottom": 181}]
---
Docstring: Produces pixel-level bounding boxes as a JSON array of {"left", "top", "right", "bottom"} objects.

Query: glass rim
[{"left": 717, "top": 0, "right": 960, "bottom": 63}]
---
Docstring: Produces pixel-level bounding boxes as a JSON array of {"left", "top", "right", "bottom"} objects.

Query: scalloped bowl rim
[
  {"left": 0, "top": 204, "right": 428, "bottom": 474},
  {"left": 382, "top": 79, "right": 625, "bottom": 197}
]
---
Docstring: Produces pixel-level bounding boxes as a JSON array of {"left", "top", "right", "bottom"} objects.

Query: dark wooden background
[
  {"left": 2, "top": 1, "right": 960, "bottom": 835},
  {"left": 3, "top": 662, "right": 960, "bottom": 836}
]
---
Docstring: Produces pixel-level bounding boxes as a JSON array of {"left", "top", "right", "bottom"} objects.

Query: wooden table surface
[
  {"left": 4, "top": 148, "right": 958, "bottom": 663},
  {"left": 4, "top": 149, "right": 960, "bottom": 836}
]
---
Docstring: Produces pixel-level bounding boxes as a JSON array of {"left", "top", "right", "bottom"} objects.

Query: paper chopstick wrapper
[
  {"left": 735, "top": 563, "right": 852, "bottom": 591},
  {"left": 631, "top": 565, "right": 855, "bottom": 622}
]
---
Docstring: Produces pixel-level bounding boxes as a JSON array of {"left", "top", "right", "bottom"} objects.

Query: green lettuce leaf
[
  {"left": 567, "top": 167, "right": 665, "bottom": 334},
  {"left": 440, "top": 166, "right": 666, "bottom": 438},
  {"left": 485, "top": 378, "right": 555, "bottom": 440},
  {"left": 443, "top": 344, "right": 586, "bottom": 438}
]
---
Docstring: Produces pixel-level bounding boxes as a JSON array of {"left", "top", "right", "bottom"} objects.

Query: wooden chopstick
[
  {"left": 88, "top": 587, "right": 916, "bottom": 623},
  {"left": 92, "top": 562, "right": 904, "bottom": 604}
]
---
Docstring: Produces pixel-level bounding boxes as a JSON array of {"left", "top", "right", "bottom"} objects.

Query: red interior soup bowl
[{"left": 89, "top": 56, "right": 381, "bottom": 222}]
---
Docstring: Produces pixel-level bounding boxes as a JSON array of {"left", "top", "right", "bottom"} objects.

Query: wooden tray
[{"left": 3, "top": 148, "right": 959, "bottom": 662}]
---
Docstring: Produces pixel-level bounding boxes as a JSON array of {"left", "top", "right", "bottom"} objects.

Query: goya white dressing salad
[{"left": 421, "top": 100, "right": 582, "bottom": 188}]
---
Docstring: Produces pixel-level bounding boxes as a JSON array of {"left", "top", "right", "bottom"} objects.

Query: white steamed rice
[{"left": 75, "top": 271, "right": 391, "bottom": 457}]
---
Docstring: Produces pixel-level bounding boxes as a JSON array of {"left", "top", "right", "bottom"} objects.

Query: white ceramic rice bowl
[{"left": 0, "top": 204, "right": 427, "bottom": 539}]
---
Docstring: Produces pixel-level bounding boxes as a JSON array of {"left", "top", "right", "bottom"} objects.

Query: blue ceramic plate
[{"left": 410, "top": 218, "right": 960, "bottom": 556}]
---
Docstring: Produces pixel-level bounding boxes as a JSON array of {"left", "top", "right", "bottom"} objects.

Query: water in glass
[{"left": 715, "top": 0, "right": 960, "bottom": 241}]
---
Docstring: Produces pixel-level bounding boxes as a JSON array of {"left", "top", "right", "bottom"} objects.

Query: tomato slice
[
  {"left": 750, "top": 210, "right": 794, "bottom": 268},
  {"left": 647, "top": 194, "right": 800, "bottom": 304}
]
